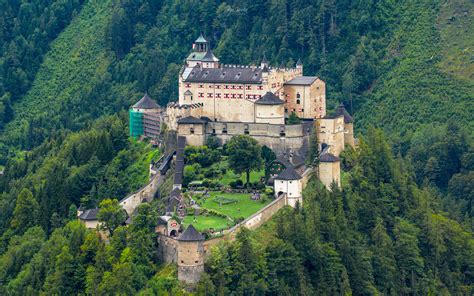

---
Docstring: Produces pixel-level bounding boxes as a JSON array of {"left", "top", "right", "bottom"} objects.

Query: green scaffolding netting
[{"left": 129, "top": 109, "right": 143, "bottom": 138}]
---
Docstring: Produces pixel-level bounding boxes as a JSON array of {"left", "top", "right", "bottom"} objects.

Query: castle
[{"left": 122, "top": 35, "right": 358, "bottom": 286}]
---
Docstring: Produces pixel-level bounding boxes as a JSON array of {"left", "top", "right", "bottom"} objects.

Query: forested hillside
[{"left": 0, "top": 0, "right": 472, "bottom": 294}]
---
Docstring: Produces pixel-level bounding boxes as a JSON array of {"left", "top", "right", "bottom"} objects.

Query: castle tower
[
  {"left": 254, "top": 92, "right": 285, "bottom": 124},
  {"left": 318, "top": 150, "right": 341, "bottom": 190},
  {"left": 273, "top": 167, "right": 303, "bottom": 207},
  {"left": 260, "top": 54, "right": 269, "bottom": 69},
  {"left": 129, "top": 93, "right": 161, "bottom": 139},
  {"left": 193, "top": 33, "right": 208, "bottom": 52},
  {"left": 177, "top": 225, "right": 205, "bottom": 285}
]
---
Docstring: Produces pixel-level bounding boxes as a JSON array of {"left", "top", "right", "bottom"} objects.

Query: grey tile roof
[
  {"left": 183, "top": 66, "right": 263, "bottom": 84},
  {"left": 79, "top": 208, "right": 99, "bottom": 221},
  {"left": 335, "top": 103, "right": 353, "bottom": 123},
  {"left": 319, "top": 152, "right": 340, "bottom": 162},
  {"left": 275, "top": 167, "right": 302, "bottom": 180},
  {"left": 284, "top": 76, "right": 319, "bottom": 85},
  {"left": 296, "top": 58, "right": 303, "bottom": 66},
  {"left": 177, "top": 116, "right": 206, "bottom": 124},
  {"left": 132, "top": 93, "right": 160, "bottom": 109},
  {"left": 201, "top": 50, "right": 219, "bottom": 62},
  {"left": 255, "top": 92, "right": 285, "bottom": 105},
  {"left": 170, "top": 187, "right": 182, "bottom": 198},
  {"left": 187, "top": 51, "right": 207, "bottom": 61},
  {"left": 178, "top": 225, "right": 204, "bottom": 241}
]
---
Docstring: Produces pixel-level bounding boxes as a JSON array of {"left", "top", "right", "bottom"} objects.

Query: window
[
  {"left": 285, "top": 108, "right": 288, "bottom": 112},
  {"left": 238, "top": 94, "right": 243, "bottom": 99},
  {"left": 232, "top": 85, "right": 236, "bottom": 89},
  {"left": 199, "top": 84, "right": 203, "bottom": 88},
  {"left": 297, "top": 93, "right": 300, "bottom": 99},
  {"left": 216, "top": 85, "right": 221, "bottom": 89},
  {"left": 207, "top": 93, "right": 213, "bottom": 98},
  {"left": 257, "top": 86, "right": 263, "bottom": 90},
  {"left": 296, "top": 99, "right": 301, "bottom": 104},
  {"left": 185, "top": 83, "right": 191, "bottom": 88},
  {"left": 224, "top": 94, "right": 229, "bottom": 98},
  {"left": 246, "top": 85, "right": 251, "bottom": 90},
  {"left": 190, "top": 127, "right": 195, "bottom": 134},
  {"left": 190, "top": 96, "right": 193, "bottom": 101},
  {"left": 198, "top": 93, "right": 204, "bottom": 98},
  {"left": 216, "top": 93, "right": 221, "bottom": 98},
  {"left": 208, "top": 85, "right": 213, "bottom": 88},
  {"left": 224, "top": 85, "right": 229, "bottom": 89},
  {"left": 238, "top": 85, "right": 243, "bottom": 90}
]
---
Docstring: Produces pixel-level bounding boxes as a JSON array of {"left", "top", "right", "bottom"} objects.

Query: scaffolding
[{"left": 129, "top": 109, "right": 144, "bottom": 138}]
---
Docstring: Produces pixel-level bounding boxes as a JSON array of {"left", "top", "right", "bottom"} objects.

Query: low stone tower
[
  {"left": 177, "top": 225, "right": 205, "bottom": 285},
  {"left": 318, "top": 150, "right": 341, "bottom": 189},
  {"left": 335, "top": 103, "right": 355, "bottom": 148}
]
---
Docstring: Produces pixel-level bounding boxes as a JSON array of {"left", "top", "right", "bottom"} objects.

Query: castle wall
[
  {"left": 119, "top": 173, "right": 161, "bottom": 216},
  {"left": 205, "top": 121, "right": 313, "bottom": 155},
  {"left": 157, "top": 235, "right": 178, "bottom": 264},
  {"left": 319, "top": 161, "right": 341, "bottom": 189},
  {"left": 344, "top": 122, "right": 355, "bottom": 148},
  {"left": 177, "top": 123, "right": 205, "bottom": 146},
  {"left": 274, "top": 179, "right": 302, "bottom": 207}
]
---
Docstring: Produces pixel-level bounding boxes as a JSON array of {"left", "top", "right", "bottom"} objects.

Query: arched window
[
  {"left": 296, "top": 93, "right": 300, "bottom": 99},
  {"left": 296, "top": 99, "right": 301, "bottom": 104}
]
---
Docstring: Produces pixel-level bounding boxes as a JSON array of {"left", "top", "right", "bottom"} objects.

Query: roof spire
[{"left": 296, "top": 58, "right": 303, "bottom": 67}]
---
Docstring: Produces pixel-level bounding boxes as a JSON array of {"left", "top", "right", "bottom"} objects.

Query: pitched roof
[
  {"left": 284, "top": 76, "right": 318, "bottom": 85},
  {"left": 261, "top": 54, "right": 268, "bottom": 64},
  {"left": 195, "top": 34, "right": 207, "bottom": 43},
  {"left": 296, "top": 58, "right": 303, "bottom": 66},
  {"left": 184, "top": 90, "right": 193, "bottom": 95},
  {"left": 183, "top": 66, "right": 263, "bottom": 84},
  {"left": 275, "top": 167, "right": 302, "bottom": 180},
  {"left": 79, "top": 208, "right": 99, "bottom": 221},
  {"left": 178, "top": 225, "right": 204, "bottom": 241},
  {"left": 335, "top": 103, "right": 353, "bottom": 123},
  {"left": 132, "top": 93, "right": 160, "bottom": 109},
  {"left": 255, "top": 92, "right": 285, "bottom": 105},
  {"left": 177, "top": 116, "right": 206, "bottom": 124},
  {"left": 201, "top": 49, "right": 219, "bottom": 62},
  {"left": 319, "top": 152, "right": 340, "bottom": 162},
  {"left": 187, "top": 51, "right": 207, "bottom": 61}
]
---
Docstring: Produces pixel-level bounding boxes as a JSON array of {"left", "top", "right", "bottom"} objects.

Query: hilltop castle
[{"left": 129, "top": 34, "right": 356, "bottom": 190}]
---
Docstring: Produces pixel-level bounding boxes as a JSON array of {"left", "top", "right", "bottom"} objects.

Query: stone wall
[
  {"left": 157, "top": 235, "right": 178, "bottom": 264},
  {"left": 119, "top": 173, "right": 161, "bottom": 216},
  {"left": 205, "top": 121, "right": 313, "bottom": 155},
  {"left": 202, "top": 193, "right": 288, "bottom": 257}
]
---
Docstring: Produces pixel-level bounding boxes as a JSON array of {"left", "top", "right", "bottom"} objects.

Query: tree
[
  {"left": 10, "top": 188, "right": 39, "bottom": 234},
  {"left": 287, "top": 112, "right": 301, "bottom": 124},
  {"left": 226, "top": 135, "right": 262, "bottom": 188},
  {"left": 97, "top": 199, "right": 127, "bottom": 235}
]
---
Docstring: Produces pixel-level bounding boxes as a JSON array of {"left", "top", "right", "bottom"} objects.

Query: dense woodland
[{"left": 0, "top": 0, "right": 472, "bottom": 294}]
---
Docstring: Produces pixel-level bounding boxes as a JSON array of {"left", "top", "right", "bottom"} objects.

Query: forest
[{"left": 0, "top": 0, "right": 472, "bottom": 294}]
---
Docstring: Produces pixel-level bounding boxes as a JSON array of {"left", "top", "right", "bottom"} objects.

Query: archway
[
  {"left": 277, "top": 191, "right": 284, "bottom": 197},
  {"left": 170, "top": 230, "right": 177, "bottom": 237}
]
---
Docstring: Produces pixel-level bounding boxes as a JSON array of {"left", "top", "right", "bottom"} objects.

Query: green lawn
[
  {"left": 182, "top": 215, "right": 231, "bottom": 232},
  {"left": 198, "top": 192, "right": 270, "bottom": 219}
]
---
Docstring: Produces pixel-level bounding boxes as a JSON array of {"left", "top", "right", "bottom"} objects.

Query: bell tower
[{"left": 192, "top": 33, "right": 208, "bottom": 52}]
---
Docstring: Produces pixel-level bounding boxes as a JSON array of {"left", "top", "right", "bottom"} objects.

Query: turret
[
  {"left": 296, "top": 58, "right": 303, "bottom": 73},
  {"left": 192, "top": 33, "right": 208, "bottom": 52},
  {"left": 177, "top": 225, "right": 205, "bottom": 285}
]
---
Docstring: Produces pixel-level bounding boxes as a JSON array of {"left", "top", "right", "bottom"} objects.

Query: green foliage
[
  {"left": 10, "top": 189, "right": 39, "bottom": 234},
  {"left": 227, "top": 135, "right": 263, "bottom": 188},
  {"left": 286, "top": 112, "right": 301, "bottom": 125},
  {"left": 97, "top": 199, "right": 127, "bottom": 235}
]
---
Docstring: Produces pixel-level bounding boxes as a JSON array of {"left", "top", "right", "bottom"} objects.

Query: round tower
[
  {"left": 273, "top": 167, "right": 303, "bottom": 207},
  {"left": 254, "top": 92, "right": 285, "bottom": 124},
  {"left": 177, "top": 225, "right": 205, "bottom": 285}
]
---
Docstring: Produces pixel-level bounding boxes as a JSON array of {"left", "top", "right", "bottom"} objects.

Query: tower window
[
  {"left": 297, "top": 93, "right": 301, "bottom": 99},
  {"left": 296, "top": 99, "right": 301, "bottom": 104}
]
